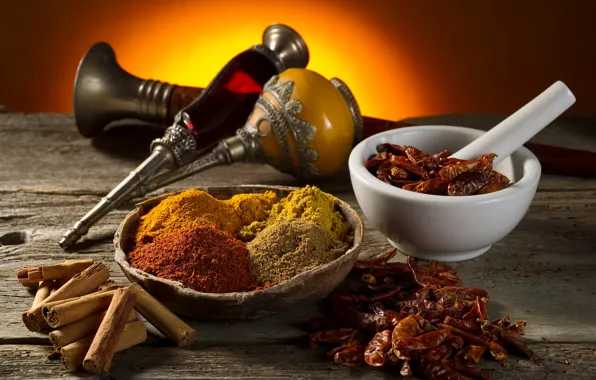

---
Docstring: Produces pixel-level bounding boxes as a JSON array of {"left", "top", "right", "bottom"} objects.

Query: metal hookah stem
[
  {"left": 133, "top": 135, "right": 248, "bottom": 199},
  {"left": 59, "top": 147, "right": 175, "bottom": 248}
]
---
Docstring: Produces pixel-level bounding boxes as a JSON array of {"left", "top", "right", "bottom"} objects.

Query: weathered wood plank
[
  {"left": 2, "top": 113, "right": 596, "bottom": 379},
  {"left": 0, "top": 343, "right": 594, "bottom": 380},
  {"left": 1, "top": 186, "right": 595, "bottom": 343},
  {"left": 0, "top": 113, "right": 595, "bottom": 193}
]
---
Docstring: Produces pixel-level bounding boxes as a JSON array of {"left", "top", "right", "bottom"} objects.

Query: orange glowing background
[{"left": 0, "top": 0, "right": 595, "bottom": 121}]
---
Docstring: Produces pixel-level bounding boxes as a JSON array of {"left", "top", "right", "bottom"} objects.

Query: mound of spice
[
  {"left": 364, "top": 143, "right": 512, "bottom": 196},
  {"left": 128, "top": 225, "right": 255, "bottom": 293},
  {"left": 240, "top": 185, "right": 351, "bottom": 242},
  {"left": 302, "top": 248, "right": 534, "bottom": 379},
  {"left": 223, "top": 190, "right": 278, "bottom": 226},
  {"left": 247, "top": 219, "right": 348, "bottom": 285},
  {"left": 135, "top": 189, "right": 277, "bottom": 244}
]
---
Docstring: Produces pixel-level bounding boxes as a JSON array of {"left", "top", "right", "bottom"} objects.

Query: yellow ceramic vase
[{"left": 244, "top": 68, "right": 363, "bottom": 179}]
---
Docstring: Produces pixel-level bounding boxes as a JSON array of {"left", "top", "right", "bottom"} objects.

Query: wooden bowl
[{"left": 114, "top": 185, "right": 364, "bottom": 320}]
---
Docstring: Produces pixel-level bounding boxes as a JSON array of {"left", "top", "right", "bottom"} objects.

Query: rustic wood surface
[{"left": 1, "top": 113, "right": 595, "bottom": 379}]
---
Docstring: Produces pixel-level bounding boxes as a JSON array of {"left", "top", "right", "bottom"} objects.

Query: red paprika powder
[{"left": 127, "top": 225, "right": 255, "bottom": 293}]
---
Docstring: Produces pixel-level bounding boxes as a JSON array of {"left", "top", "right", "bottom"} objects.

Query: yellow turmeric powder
[
  {"left": 135, "top": 189, "right": 242, "bottom": 244},
  {"left": 135, "top": 189, "right": 279, "bottom": 244},
  {"left": 239, "top": 185, "right": 351, "bottom": 242},
  {"left": 223, "top": 191, "right": 278, "bottom": 225}
]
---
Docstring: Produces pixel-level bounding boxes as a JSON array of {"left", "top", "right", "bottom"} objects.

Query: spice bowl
[
  {"left": 114, "top": 185, "right": 363, "bottom": 320},
  {"left": 348, "top": 125, "right": 541, "bottom": 262}
]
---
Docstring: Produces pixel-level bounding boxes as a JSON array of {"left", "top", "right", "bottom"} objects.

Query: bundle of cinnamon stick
[{"left": 17, "top": 259, "right": 197, "bottom": 375}]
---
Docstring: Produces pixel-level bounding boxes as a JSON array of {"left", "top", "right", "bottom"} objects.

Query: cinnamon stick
[
  {"left": 50, "top": 277, "right": 68, "bottom": 295},
  {"left": 98, "top": 280, "right": 122, "bottom": 291},
  {"left": 18, "top": 259, "right": 93, "bottom": 286},
  {"left": 128, "top": 282, "right": 196, "bottom": 347},
  {"left": 83, "top": 287, "right": 137, "bottom": 375},
  {"left": 31, "top": 280, "right": 53, "bottom": 309},
  {"left": 42, "top": 289, "right": 116, "bottom": 328},
  {"left": 47, "top": 347, "right": 61, "bottom": 360},
  {"left": 22, "top": 262, "right": 110, "bottom": 332},
  {"left": 61, "top": 320, "right": 146, "bottom": 372},
  {"left": 49, "top": 310, "right": 137, "bottom": 349}
]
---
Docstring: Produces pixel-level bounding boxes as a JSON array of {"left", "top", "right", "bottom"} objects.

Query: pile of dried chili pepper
[
  {"left": 302, "top": 248, "right": 534, "bottom": 379},
  {"left": 364, "top": 143, "right": 512, "bottom": 196}
]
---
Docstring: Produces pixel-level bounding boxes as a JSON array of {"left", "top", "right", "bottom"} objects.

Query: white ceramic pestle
[{"left": 451, "top": 81, "right": 576, "bottom": 165}]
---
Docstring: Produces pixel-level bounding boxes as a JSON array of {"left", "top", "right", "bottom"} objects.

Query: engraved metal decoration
[
  {"left": 258, "top": 75, "right": 322, "bottom": 178},
  {"left": 150, "top": 115, "right": 198, "bottom": 166},
  {"left": 330, "top": 77, "right": 364, "bottom": 145}
]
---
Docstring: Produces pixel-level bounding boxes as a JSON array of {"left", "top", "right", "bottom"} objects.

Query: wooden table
[{"left": 1, "top": 113, "right": 595, "bottom": 379}]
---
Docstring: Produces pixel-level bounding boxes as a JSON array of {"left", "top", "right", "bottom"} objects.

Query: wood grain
[
  {"left": 0, "top": 343, "right": 594, "bottom": 380},
  {"left": 1, "top": 113, "right": 596, "bottom": 379}
]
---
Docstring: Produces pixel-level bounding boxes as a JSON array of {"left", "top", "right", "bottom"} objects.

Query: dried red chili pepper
[
  {"left": 476, "top": 170, "right": 512, "bottom": 194},
  {"left": 400, "top": 360, "right": 413, "bottom": 376},
  {"left": 391, "top": 166, "right": 412, "bottom": 179},
  {"left": 377, "top": 143, "right": 407, "bottom": 155},
  {"left": 419, "top": 156, "right": 440, "bottom": 172},
  {"left": 437, "top": 323, "right": 489, "bottom": 347},
  {"left": 364, "top": 151, "right": 390, "bottom": 171},
  {"left": 403, "top": 181, "right": 423, "bottom": 191},
  {"left": 413, "top": 178, "right": 449, "bottom": 195},
  {"left": 439, "top": 157, "right": 471, "bottom": 166},
  {"left": 505, "top": 320, "right": 527, "bottom": 337},
  {"left": 367, "top": 145, "right": 511, "bottom": 196},
  {"left": 454, "top": 344, "right": 487, "bottom": 366},
  {"left": 480, "top": 320, "right": 534, "bottom": 360},
  {"left": 428, "top": 344, "right": 454, "bottom": 362},
  {"left": 391, "top": 155, "right": 430, "bottom": 179},
  {"left": 433, "top": 149, "right": 452, "bottom": 160},
  {"left": 331, "top": 286, "right": 402, "bottom": 307},
  {"left": 385, "top": 349, "right": 403, "bottom": 367},
  {"left": 413, "top": 351, "right": 468, "bottom": 380},
  {"left": 448, "top": 171, "right": 488, "bottom": 196},
  {"left": 499, "top": 329, "right": 535, "bottom": 360},
  {"left": 404, "top": 145, "right": 431, "bottom": 163},
  {"left": 488, "top": 340, "right": 509, "bottom": 362},
  {"left": 368, "top": 262, "right": 412, "bottom": 278},
  {"left": 449, "top": 360, "right": 491, "bottom": 380},
  {"left": 408, "top": 257, "right": 462, "bottom": 287},
  {"left": 394, "top": 329, "right": 463, "bottom": 360},
  {"left": 308, "top": 328, "right": 360, "bottom": 348},
  {"left": 364, "top": 330, "right": 392, "bottom": 366},
  {"left": 353, "top": 248, "right": 397, "bottom": 269},
  {"left": 462, "top": 297, "right": 488, "bottom": 320},
  {"left": 438, "top": 286, "right": 490, "bottom": 302},
  {"left": 344, "top": 311, "right": 401, "bottom": 333},
  {"left": 444, "top": 316, "right": 482, "bottom": 335},
  {"left": 333, "top": 344, "right": 365, "bottom": 367},
  {"left": 439, "top": 153, "right": 496, "bottom": 182},
  {"left": 375, "top": 160, "right": 395, "bottom": 184},
  {"left": 491, "top": 315, "right": 511, "bottom": 328},
  {"left": 391, "top": 315, "right": 423, "bottom": 350},
  {"left": 302, "top": 248, "right": 535, "bottom": 378}
]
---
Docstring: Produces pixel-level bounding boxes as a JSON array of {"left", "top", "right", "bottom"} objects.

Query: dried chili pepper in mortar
[
  {"left": 363, "top": 143, "right": 512, "bottom": 196},
  {"left": 301, "top": 248, "right": 534, "bottom": 380}
]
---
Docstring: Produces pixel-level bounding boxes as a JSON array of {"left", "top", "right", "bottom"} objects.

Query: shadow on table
[
  {"left": 108, "top": 339, "right": 399, "bottom": 380},
  {"left": 63, "top": 231, "right": 117, "bottom": 252},
  {"left": 90, "top": 120, "right": 165, "bottom": 163}
]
